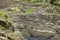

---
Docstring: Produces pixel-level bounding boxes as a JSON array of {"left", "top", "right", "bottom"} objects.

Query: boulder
[{"left": 28, "top": 29, "right": 56, "bottom": 38}]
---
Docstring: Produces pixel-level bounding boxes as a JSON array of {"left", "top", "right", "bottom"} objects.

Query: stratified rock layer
[{"left": 8, "top": 6, "right": 60, "bottom": 40}]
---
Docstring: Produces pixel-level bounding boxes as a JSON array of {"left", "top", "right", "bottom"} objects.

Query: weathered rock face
[
  {"left": 0, "top": 19, "right": 23, "bottom": 40},
  {"left": 0, "top": 1, "right": 60, "bottom": 40},
  {"left": 0, "top": 19, "right": 13, "bottom": 29},
  {"left": 0, "top": 19, "right": 12, "bottom": 40},
  {"left": 8, "top": 8, "right": 60, "bottom": 40},
  {"left": 0, "top": 11, "right": 23, "bottom": 40}
]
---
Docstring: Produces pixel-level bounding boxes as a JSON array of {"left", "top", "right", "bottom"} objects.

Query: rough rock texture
[
  {"left": 0, "top": 19, "right": 23, "bottom": 40},
  {"left": 7, "top": 5, "right": 60, "bottom": 40},
  {"left": 0, "top": 1, "right": 60, "bottom": 40},
  {"left": 28, "top": 29, "right": 56, "bottom": 38},
  {"left": 52, "top": 34, "right": 60, "bottom": 40}
]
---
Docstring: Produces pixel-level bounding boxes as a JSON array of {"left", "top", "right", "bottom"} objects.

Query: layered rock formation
[
  {"left": 0, "top": 0, "right": 60, "bottom": 40},
  {"left": 7, "top": 4, "right": 60, "bottom": 40}
]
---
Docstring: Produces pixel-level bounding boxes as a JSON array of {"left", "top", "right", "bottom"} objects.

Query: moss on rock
[{"left": 0, "top": 11, "right": 7, "bottom": 19}]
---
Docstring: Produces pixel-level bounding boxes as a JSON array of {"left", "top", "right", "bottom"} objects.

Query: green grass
[
  {"left": 0, "top": 25, "right": 5, "bottom": 30},
  {"left": 21, "top": 0, "right": 40, "bottom": 4},
  {"left": 0, "top": 11, "right": 7, "bottom": 19},
  {"left": 12, "top": 7, "right": 18, "bottom": 13},
  {"left": 25, "top": 8, "right": 33, "bottom": 14}
]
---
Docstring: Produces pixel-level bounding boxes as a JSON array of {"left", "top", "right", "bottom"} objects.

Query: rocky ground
[{"left": 0, "top": 0, "right": 60, "bottom": 40}]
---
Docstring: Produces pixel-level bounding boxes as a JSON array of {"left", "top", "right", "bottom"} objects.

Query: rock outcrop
[
  {"left": 0, "top": 0, "right": 60, "bottom": 40},
  {"left": 8, "top": 6, "right": 60, "bottom": 40}
]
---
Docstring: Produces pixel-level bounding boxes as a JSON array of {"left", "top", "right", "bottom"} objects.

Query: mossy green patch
[
  {"left": 0, "top": 11, "right": 7, "bottom": 19},
  {"left": 31, "top": 0, "right": 39, "bottom": 3},
  {"left": 25, "top": 8, "right": 33, "bottom": 14},
  {"left": 12, "top": 7, "right": 18, "bottom": 13},
  {"left": 21, "top": 0, "right": 40, "bottom": 3},
  {"left": 0, "top": 25, "right": 5, "bottom": 30}
]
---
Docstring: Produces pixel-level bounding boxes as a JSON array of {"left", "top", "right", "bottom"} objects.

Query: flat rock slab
[{"left": 28, "top": 29, "right": 56, "bottom": 38}]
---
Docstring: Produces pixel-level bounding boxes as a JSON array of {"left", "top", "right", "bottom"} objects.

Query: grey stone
[{"left": 28, "top": 29, "right": 56, "bottom": 38}]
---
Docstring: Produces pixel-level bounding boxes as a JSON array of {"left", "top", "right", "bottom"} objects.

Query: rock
[
  {"left": 0, "top": 19, "right": 13, "bottom": 29},
  {"left": 7, "top": 3, "right": 60, "bottom": 40},
  {"left": 54, "top": 25, "right": 60, "bottom": 34},
  {"left": 0, "top": 36, "right": 9, "bottom": 40},
  {"left": 0, "top": 0, "right": 13, "bottom": 8},
  {"left": 15, "top": 24, "right": 25, "bottom": 29},
  {"left": 21, "top": 30, "right": 31, "bottom": 37},
  {"left": 0, "top": 29, "right": 13, "bottom": 40},
  {"left": 52, "top": 34, "right": 60, "bottom": 40},
  {"left": 6, "top": 32, "right": 15, "bottom": 40},
  {"left": 0, "top": 25, "right": 5, "bottom": 30},
  {"left": 0, "top": 19, "right": 7, "bottom": 27},
  {"left": 28, "top": 29, "right": 56, "bottom": 38},
  {"left": 56, "top": 20, "right": 60, "bottom": 25},
  {"left": 5, "top": 29, "right": 23, "bottom": 40},
  {"left": 13, "top": 0, "right": 20, "bottom": 2},
  {"left": 13, "top": 31, "right": 23, "bottom": 40}
]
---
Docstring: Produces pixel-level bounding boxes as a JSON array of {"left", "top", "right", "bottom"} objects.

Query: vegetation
[
  {"left": 0, "top": 11, "right": 7, "bottom": 19},
  {"left": 0, "top": 0, "right": 60, "bottom": 40},
  {"left": 11, "top": 7, "right": 18, "bottom": 13},
  {"left": 21, "top": 0, "right": 60, "bottom": 6},
  {"left": 24, "top": 8, "right": 33, "bottom": 14},
  {"left": 54, "top": 0, "right": 60, "bottom": 6}
]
